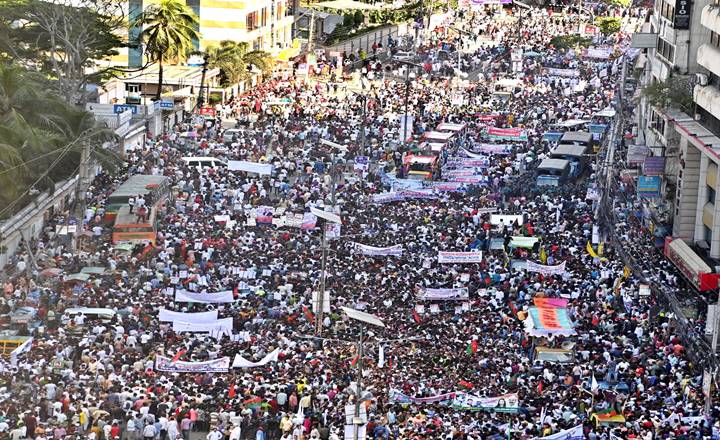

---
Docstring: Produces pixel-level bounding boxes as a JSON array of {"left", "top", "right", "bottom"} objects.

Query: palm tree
[
  {"left": 134, "top": 0, "right": 200, "bottom": 100},
  {"left": 207, "top": 40, "right": 273, "bottom": 86}
]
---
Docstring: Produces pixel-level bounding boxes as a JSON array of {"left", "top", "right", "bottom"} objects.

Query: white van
[
  {"left": 181, "top": 157, "right": 227, "bottom": 169},
  {"left": 64, "top": 307, "right": 116, "bottom": 323}
]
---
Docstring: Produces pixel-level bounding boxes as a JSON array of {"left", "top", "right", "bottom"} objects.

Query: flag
[
  {"left": 243, "top": 396, "right": 263, "bottom": 409},
  {"left": 350, "top": 354, "right": 360, "bottom": 367},
  {"left": 539, "top": 247, "right": 547, "bottom": 264},
  {"left": 591, "top": 374, "right": 599, "bottom": 395},
  {"left": 458, "top": 380, "right": 474, "bottom": 390},
  {"left": 586, "top": 241, "right": 599, "bottom": 258},
  {"left": 228, "top": 383, "right": 236, "bottom": 399},
  {"left": 171, "top": 349, "right": 187, "bottom": 363},
  {"left": 412, "top": 310, "right": 422, "bottom": 323},
  {"left": 466, "top": 340, "right": 478, "bottom": 355},
  {"left": 623, "top": 265, "right": 631, "bottom": 279},
  {"left": 302, "top": 306, "right": 314, "bottom": 322},
  {"left": 597, "top": 242, "right": 604, "bottom": 256},
  {"left": 537, "top": 380, "right": 544, "bottom": 395}
]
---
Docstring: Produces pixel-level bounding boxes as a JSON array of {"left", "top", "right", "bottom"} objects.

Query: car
[
  {"left": 222, "top": 129, "right": 245, "bottom": 145},
  {"left": 10, "top": 307, "right": 37, "bottom": 324},
  {"left": 392, "top": 51, "right": 417, "bottom": 62}
]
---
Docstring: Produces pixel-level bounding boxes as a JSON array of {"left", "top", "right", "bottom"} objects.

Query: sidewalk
[{"left": 322, "top": 22, "right": 411, "bottom": 55}]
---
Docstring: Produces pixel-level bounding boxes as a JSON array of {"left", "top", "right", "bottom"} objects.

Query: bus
[
  {"left": 536, "top": 158, "right": 573, "bottom": 187},
  {"left": 104, "top": 175, "right": 171, "bottom": 223},
  {"left": 111, "top": 204, "right": 159, "bottom": 245},
  {"left": 436, "top": 122, "right": 468, "bottom": 138},
  {"left": 550, "top": 144, "right": 589, "bottom": 176},
  {"left": 558, "top": 131, "right": 596, "bottom": 152},
  {"left": 404, "top": 155, "right": 440, "bottom": 180}
]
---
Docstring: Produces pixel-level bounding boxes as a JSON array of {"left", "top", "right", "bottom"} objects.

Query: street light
[
  {"left": 341, "top": 307, "right": 385, "bottom": 440},
  {"left": 394, "top": 60, "right": 422, "bottom": 148}
]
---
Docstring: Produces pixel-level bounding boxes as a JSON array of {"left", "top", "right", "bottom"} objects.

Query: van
[
  {"left": 64, "top": 308, "right": 117, "bottom": 323},
  {"left": 181, "top": 157, "right": 227, "bottom": 169},
  {"left": 550, "top": 144, "right": 588, "bottom": 177}
]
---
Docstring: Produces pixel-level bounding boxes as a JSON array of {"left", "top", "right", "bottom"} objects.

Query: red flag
[
  {"left": 537, "top": 380, "right": 544, "bottom": 394},
  {"left": 412, "top": 310, "right": 421, "bottom": 323},
  {"left": 458, "top": 380, "right": 474, "bottom": 390},
  {"left": 349, "top": 355, "right": 360, "bottom": 367},
  {"left": 228, "top": 383, "right": 236, "bottom": 399},
  {"left": 302, "top": 306, "right": 314, "bottom": 322},
  {"left": 471, "top": 339, "right": 478, "bottom": 354},
  {"left": 171, "top": 349, "right": 187, "bottom": 363}
]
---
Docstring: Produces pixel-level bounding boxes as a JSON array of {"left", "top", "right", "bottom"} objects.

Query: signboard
[
  {"left": 160, "top": 100, "right": 175, "bottom": 109},
  {"left": 643, "top": 156, "right": 666, "bottom": 176},
  {"left": 674, "top": 0, "right": 690, "bottom": 29},
  {"left": 118, "top": 109, "right": 132, "bottom": 125},
  {"left": 706, "top": 304, "right": 717, "bottom": 336},
  {"left": 584, "top": 24, "right": 598, "bottom": 35},
  {"left": 113, "top": 104, "right": 139, "bottom": 115},
  {"left": 637, "top": 175, "right": 662, "bottom": 198},
  {"left": 199, "top": 107, "right": 216, "bottom": 117},
  {"left": 631, "top": 33, "right": 659, "bottom": 48}
]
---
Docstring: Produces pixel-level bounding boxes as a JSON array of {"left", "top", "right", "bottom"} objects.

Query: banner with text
[
  {"left": 175, "top": 289, "right": 235, "bottom": 304},
  {"left": 525, "top": 261, "right": 567, "bottom": 275},
  {"left": 353, "top": 243, "right": 404, "bottom": 257},
  {"left": 232, "top": 348, "right": 281, "bottom": 368},
  {"left": 438, "top": 252, "right": 483, "bottom": 264},
  {"left": 452, "top": 392, "right": 519, "bottom": 412},
  {"left": 158, "top": 308, "right": 218, "bottom": 323},
  {"left": 417, "top": 287, "right": 469, "bottom": 301},
  {"left": 155, "top": 356, "right": 230, "bottom": 373},
  {"left": 389, "top": 389, "right": 456, "bottom": 404},
  {"left": 173, "top": 317, "right": 234, "bottom": 333}
]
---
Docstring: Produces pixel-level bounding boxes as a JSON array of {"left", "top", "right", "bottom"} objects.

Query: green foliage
[
  {"left": 0, "top": 0, "right": 127, "bottom": 104},
  {"left": 595, "top": 16, "right": 622, "bottom": 35},
  {"left": 367, "top": 1, "right": 421, "bottom": 25},
  {"left": 202, "top": 41, "right": 273, "bottom": 87},
  {"left": 134, "top": 0, "right": 200, "bottom": 99},
  {"left": 608, "top": 0, "right": 632, "bottom": 7},
  {"left": 0, "top": 63, "right": 117, "bottom": 217},
  {"left": 641, "top": 76, "right": 694, "bottom": 112},
  {"left": 353, "top": 10, "right": 364, "bottom": 26},
  {"left": 549, "top": 35, "right": 592, "bottom": 49},
  {"left": 343, "top": 14, "right": 354, "bottom": 27}
]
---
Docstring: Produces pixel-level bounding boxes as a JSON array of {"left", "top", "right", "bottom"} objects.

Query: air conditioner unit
[{"left": 697, "top": 73, "right": 709, "bottom": 86}]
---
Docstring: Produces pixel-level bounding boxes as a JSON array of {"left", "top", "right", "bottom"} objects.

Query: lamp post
[{"left": 393, "top": 61, "right": 422, "bottom": 148}]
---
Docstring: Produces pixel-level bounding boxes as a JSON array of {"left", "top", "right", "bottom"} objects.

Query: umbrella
[{"left": 40, "top": 268, "right": 63, "bottom": 278}]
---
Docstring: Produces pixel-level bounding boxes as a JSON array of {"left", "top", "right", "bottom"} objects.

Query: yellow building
[{"left": 110, "top": 0, "right": 296, "bottom": 67}]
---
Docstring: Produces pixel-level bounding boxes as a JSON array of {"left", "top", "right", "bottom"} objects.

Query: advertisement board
[{"left": 637, "top": 175, "right": 661, "bottom": 198}]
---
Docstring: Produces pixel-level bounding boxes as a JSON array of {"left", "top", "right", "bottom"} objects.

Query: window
[
  {"left": 705, "top": 225, "right": 713, "bottom": 243},
  {"left": 651, "top": 109, "right": 666, "bottom": 134},
  {"left": 711, "top": 31, "right": 720, "bottom": 48},
  {"left": 126, "top": 84, "right": 140, "bottom": 93},
  {"left": 659, "top": 0, "right": 675, "bottom": 22},
  {"left": 261, "top": 7, "right": 267, "bottom": 26},
  {"left": 709, "top": 186, "right": 716, "bottom": 204},
  {"left": 657, "top": 37, "right": 675, "bottom": 63},
  {"left": 246, "top": 11, "right": 258, "bottom": 31}
]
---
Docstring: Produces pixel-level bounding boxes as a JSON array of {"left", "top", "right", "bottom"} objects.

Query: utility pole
[
  {"left": 315, "top": 225, "right": 328, "bottom": 335},
  {"left": 73, "top": 141, "right": 91, "bottom": 251},
  {"left": 308, "top": 9, "right": 316, "bottom": 52},
  {"left": 353, "top": 325, "right": 364, "bottom": 440},
  {"left": 403, "top": 68, "right": 412, "bottom": 147},
  {"left": 706, "top": 288, "right": 720, "bottom": 415}
]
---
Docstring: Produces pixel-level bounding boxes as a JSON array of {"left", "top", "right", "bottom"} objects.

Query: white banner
[
  {"left": 232, "top": 348, "right": 281, "bottom": 368},
  {"left": 175, "top": 289, "right": 234, "bottom": 303},
  {"left": 155, "top": 356, "right": 230, "bottom": 373},
  {"left": 490, "top": 214, "right": 523, "bottom": 226},
  {"left": 173, "top": 317, "right": 234, "bottom": 333},
  {"left": 353, "top": 243, "right": 404, "bottom": 256},
  {"left": 228, "top": 160, "right": 273, "bottom": 175},
  {"left": 452, "top": 392, "right": 519, "bottom": 412},
  {"left": 525, "top": 261, "right": 567, "bottom": 275},
  {"left": 417, "top": 287, "right": 469, "bottom": 301},
  {"left": 158, "top": 308, "right": 218, "bottom": 323},
  {"left": 438, "top": 251, "right": 482, "bottom": 264},
  {"left": 531, "top": 424, "right": 583, "bottom": 440}
]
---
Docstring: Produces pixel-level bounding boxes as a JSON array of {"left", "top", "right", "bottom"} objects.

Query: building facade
[
  {"left": 109, "top": 0, "right": 295, "bottom": 67},
  {"left": 654, "top": 0, "right": 720, "bottom": 258}
]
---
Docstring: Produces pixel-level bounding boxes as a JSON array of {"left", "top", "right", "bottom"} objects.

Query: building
[
  {"left": 109, "top": 0, "right": 296, "bottom": 68},
  {"left": 652, "top": 0, "right": 720, "bottom": 263}
]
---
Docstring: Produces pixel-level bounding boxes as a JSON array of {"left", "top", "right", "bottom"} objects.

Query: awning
[{"left": 664, "top": 237, "right": 720, "bottom": 291}]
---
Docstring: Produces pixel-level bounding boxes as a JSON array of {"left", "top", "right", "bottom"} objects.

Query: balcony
[
  {"left": 695, "top": 83, "right": 720, "bottom": 123},
  {"left": 698, "top": 43, "right": 720, "bottom": 78},
  {"left": 701, "top": 4, "right": 720, "bottom": 34}
]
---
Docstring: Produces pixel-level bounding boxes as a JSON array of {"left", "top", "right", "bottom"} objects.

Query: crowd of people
[{"left": 1, "top": 3, "right": 717, "bottom": 440}]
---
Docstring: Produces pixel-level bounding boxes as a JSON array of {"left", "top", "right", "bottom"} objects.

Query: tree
[
  {"left": 134, "top": 0, "right": 200, "bottom": 100},
  {"left": 641, "top": 76, "right": 694, "bottom": 112},
  {"left": 0, "top": 62, "right": 117, "bottom": 217},
  {"left": 205, "top": 41, "right": 273, "bottom": 87},
  {"left": 595, "top": 17, "right": 622, "bottom": 35},
  {"left": 353, "top": 10, "right": 364, "bottom": 26},
  {"left": 0, "top": 0, "right": 127, "bottom": 105}
]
